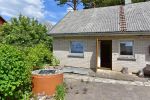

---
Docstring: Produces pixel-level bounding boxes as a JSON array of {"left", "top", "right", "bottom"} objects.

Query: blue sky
[{"left": 0, "top": 0, "right": 83, "bottom": 25}]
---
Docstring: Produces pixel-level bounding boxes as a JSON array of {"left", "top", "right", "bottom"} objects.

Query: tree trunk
[{"left": 73, "top": 0, "right": 77, "bottom": 10}]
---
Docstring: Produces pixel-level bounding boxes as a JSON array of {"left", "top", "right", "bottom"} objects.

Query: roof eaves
[{"left": 49, "top": 31, "right": 150, "bottom": 37}]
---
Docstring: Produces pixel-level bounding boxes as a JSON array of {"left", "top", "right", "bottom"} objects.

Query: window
[
  {"left": 69, "top": 41, "right": 84, "bottom": 57},
  {"left": 70, "top": 41, "right": 84, "bottom": 53},
  {"left": 120, "top": 41, "right": 133, "bottom": 55}
]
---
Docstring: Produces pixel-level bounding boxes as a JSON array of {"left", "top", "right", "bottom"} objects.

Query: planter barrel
[{"left": 32, "top": 73, "right": 63, "bottom": 96}]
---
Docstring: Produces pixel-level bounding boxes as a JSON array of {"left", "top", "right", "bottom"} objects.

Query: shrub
[
  {"left": 55, "top": 84, "right": 66, "bottom": 100},
  {"left": 0, "top": 44, "right": 32, "bottom": 99},
  {"left": 51, "top": 56, "right": 60, "bottom": 66},
  {"left": 26, "top": 44, "right": 59, "bottom": 70},
  {"left": 0, "top": 15, "right": 52, "bottom": 49}
]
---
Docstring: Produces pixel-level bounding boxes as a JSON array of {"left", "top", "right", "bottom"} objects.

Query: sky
[{"left": 0, "top": 0, "right": 83, "bottom": 25}]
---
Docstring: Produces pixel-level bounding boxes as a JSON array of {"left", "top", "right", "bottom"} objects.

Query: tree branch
[
  {"left": 76, "top": 1, "right": 81, "bottom": 6},
  {"left": 66, "top": 2, "right": 74, "bottom": 9}
]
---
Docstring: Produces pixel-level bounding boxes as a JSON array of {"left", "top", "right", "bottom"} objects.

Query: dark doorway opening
[{"left": 100, "top": 40, "right": 112, "bottom": 69}]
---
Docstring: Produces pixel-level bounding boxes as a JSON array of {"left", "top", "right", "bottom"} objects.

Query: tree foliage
[
  {"left": 0, "top": 15, "right": 52, "bottom": 49},
  {"left": 83, "top": 0, "right": 147, "bottom": 8},
  {"left": 0, "top": 15, "right": 59, "bottom": 68},
  {"left": 0, "top": 44, "right": 31, "bottom": 99},
  {"left": 55, "top": 0, "right": 122, "bottom": 10},
  {"left": 83, "top": 0, "right": 123, "bottom": 8},
  {"left": 55, "top": 0, "right": 81, "bottom": 10},
  {"left": 132, "top": 0, "right": 146, "bottom": 3},
  {"left": 55, "top": 0, "right": 147, "bottom": 10},
  {"left": 26, "top": 43, "right": 60, "bottom": 70}
]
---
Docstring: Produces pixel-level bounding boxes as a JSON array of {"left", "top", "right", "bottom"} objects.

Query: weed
[{"left": 54, "top": 84, "right": 65, "bottom": 100}]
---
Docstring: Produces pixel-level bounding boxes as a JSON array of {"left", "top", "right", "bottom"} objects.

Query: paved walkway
[
  {"left": 63, "top": 67, "right": 149, "bottom": 82},
  {"left": 64, "top": 73, "right": 150, "bottom": 87},
  {"left": 65, "top": 78, "right": 150, "bottom": 100},
  {"left": 95, "top": 69, "right": 148, "bottom": 82}
]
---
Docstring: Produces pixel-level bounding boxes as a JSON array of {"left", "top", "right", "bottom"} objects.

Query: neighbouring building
[
  {"left": 49, "top": 1, "right": 150, "bottom": 73},
  {"left": 0, "top": 16, "right": 6, "bottom": 26}
]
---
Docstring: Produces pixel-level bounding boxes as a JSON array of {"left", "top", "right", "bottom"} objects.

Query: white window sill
[
  {"left": 68, "top": 53, "right": 84, "bottom": 58},
  {"left": 117, "top": 56, "right": 136, "bottom": 61}
]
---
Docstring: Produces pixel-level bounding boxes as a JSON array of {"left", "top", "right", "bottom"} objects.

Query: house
[
  {"left": 0, "top": 16, "right": 6, "bottom": 26},
  {"left": 49, "top": 1, "right": 150, "bottom": 73}
]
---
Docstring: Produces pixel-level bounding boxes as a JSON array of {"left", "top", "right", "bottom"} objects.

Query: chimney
[{"left": 125, "top": 0, "right": 132, "bottom": 4}]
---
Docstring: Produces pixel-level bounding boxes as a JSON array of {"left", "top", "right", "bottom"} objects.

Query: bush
[
  {"left": 51, "top": 56, "right": 60, "bottom": 66},
  {"left": 55, "top": 84, "right": 66, "bottom": 100},
  {"left": 0, "top": 44, "right": 32, "bottom": 99},
  {"left": 0, "top": 15, "right": 52, "bottom": 49},
  {"left": 26, "top": 44, "right": 59, "bottom": 70}
]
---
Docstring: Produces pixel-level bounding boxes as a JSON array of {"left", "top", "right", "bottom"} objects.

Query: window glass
[
  {"left": 70, "top": 41, "right": 84, "bottom": 53},
  {"left": 120, "top": 41, "right": 133, "bottom": 55}
]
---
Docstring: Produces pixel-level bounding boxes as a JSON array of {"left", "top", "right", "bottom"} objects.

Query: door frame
[{"left": 96, "top": 39, "right": 112, "bottom": 71}]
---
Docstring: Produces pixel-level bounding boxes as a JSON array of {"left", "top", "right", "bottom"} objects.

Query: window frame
[
  {"left": 119, "top": 40, "right": 135, "bottom": 59},
  {"left": 69, "top": 41, "right": 84, "bottom": 57}
]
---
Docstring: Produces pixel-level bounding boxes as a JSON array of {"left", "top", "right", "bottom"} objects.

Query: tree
[
  {"left": 0, "top": 15, "right": 52, "bottom": 49},
  {"left": 83, "top": 0, "right": 147, "bottom": 9},
  {"left": 82, "top": 0, "right": 123, "bottom": 9},
  {"left": 55, "top": 0, "right": 148, "bottom": 10},
  {"left": 132, "top": 0, "right": 146, "bottom": 3},
  {"left": 55, "top": 0, "right": 123, "bottom": 10},
  {"left": 55, "top": 0, "right": 82, "bottom": 10},
  {"left": 55, "top": 0, "right": 123, "bottom": 9}
]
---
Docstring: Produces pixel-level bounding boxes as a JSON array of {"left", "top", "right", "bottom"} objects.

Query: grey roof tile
[{"left": 125, "top": 2, "right": 150, "bottom": 32}]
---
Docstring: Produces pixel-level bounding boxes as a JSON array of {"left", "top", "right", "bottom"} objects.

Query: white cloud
[
  {"left": 0, "top": 0, "right": 69, "bottom": 25},
  {"left": 45, "top": 11, "right": 57, "bottom": 19},
  {"left": 0, "top": 0, "right": 45, "bottom": 20},
  {"left": 67, "top": 7, "right": 73, "bottom": 12},
  {"left": 44, "top": 11, "right": 66, "bottom": 25},
  {"left": 51, "top": 21, "right": 57, "bottom": 25}
]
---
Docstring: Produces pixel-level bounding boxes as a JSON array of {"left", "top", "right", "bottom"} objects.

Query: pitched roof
[
  {"left": 0, "top": 16, "right": 6, "bottom": 22},
  {"left": 49, "top": 1, "right": 150, "bottom": 35},
  {"left": 43, "top": 21, "right": 53, "bottom": 33},
  {"left": 125, "top": 2, "right": 150, "bottom": 32}
]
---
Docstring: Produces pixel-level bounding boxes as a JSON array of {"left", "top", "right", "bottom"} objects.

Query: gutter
[{"left": 48, "top": 31, "right": 150, "bottom": 37}]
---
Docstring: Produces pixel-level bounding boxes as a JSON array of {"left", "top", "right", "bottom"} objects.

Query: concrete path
[
  {"left": 63, "top": 67, "right": 149, "bottom": 82},
  {"left": 64, "top": 73, "right": 150, "bottom": 87},
  {"left": 65, "top": 78, "right": 150, "bottom": 100}
]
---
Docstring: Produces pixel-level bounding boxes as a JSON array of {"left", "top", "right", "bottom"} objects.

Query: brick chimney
[
  {"left": 125, "top": 0, "right": 132, "bottom": 4},
  {"left": 119, "top": 6, "right": 127, "bottom": 32}
]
